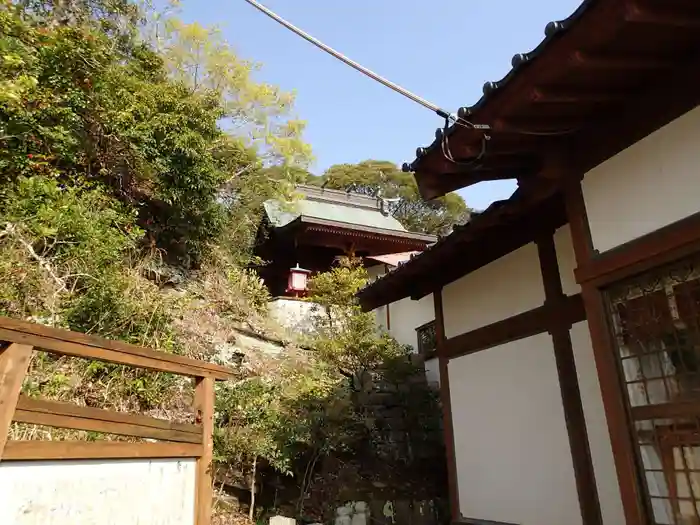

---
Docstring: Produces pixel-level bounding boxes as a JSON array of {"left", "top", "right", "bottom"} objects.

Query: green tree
[
  {"left": 306, "top": 256, "right": 407, "bottom": 387},
  {"left": 313, "top": 160, "right": 470, "bottom": 236},
  {"left": 151, "top": 8, "right": 312, "bottom": 168},
  {"left": 0, "top": 0, "right": 310, "bottom": 265},
  {"left": 214, "top": 362, "right": 359, "bottom": 519}
]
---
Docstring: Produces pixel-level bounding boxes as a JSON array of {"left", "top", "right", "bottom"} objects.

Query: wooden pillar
[
  {"left": 194, "top": 376, "right": 215, "bottom": 525},
  {"left": 434, "top": 289, "right": 460, "bottom": 522},
  {"left": 0, "top": 343, "right": 33, "bottom": 458},
  {"left": 536, "top": 232, "right": 603, "bottom": 525},
  {"left": 564, "top": 178, "right": 647, "bottom": 525}
]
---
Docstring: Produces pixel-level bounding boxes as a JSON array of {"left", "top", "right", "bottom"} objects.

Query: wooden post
[
  {"left": 0, "top": 343, "right": 33, "bottom": 458},
  {"left": 564, "top": 178, "right": 647, "bottom": 525},
  {"left": 194, "top": 376, "right": 215, "bottom": 525},
  {"left": 536, "top": 232, "right": 603, "bottom": 525},
  {"left": 434, "top": 290, "right": 460, "bottom": 522}
]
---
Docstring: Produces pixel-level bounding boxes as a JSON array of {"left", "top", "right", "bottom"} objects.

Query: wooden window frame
[
  {"left": 565, "top": 176, "right": 700, "bottom": 525},
  {"left": 416, "top": 319, "right": 438, "bottom": 357}
]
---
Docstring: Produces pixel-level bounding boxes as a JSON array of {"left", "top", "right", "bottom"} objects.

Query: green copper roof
[{"left": 264, "top": 186, "right": 409, "bottom": 232}]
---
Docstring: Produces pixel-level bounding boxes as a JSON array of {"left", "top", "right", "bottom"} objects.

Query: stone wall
[
  {"left": 300, "top": 358, "right": 449, "bottom": 523},
  {"left": 267, "top": 297, "right": 317, "bottom": 335}
]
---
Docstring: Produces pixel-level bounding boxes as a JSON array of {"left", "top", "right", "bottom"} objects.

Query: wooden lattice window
[
  {"left": 416, "top": 320, "right": 437, "bottom": 355},
  {"left": 605, "top": 254, "right": 700, "bottom": 525}
]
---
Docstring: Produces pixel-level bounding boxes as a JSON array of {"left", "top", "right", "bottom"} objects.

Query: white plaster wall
[
  {"left": 374, "top": 303, "right": 389, "bottom": 331},
  {"left": 554, "top": 224, "right": 581, "bottom": 297},
  {"left": 424, "top": 356, "right": 440, "bottom": 387},
  {"left": 367, "top": 265, "right": 389, "bottom": 330},
  {"left": 570, "top": 321, "right": 626, "bottom": 525},
  {"left": 0, "top": 458, "right": 196, "bottom": 525},
  {"left": 582, "top": 105, "right": 700, "bottom": 253},
  {"left": 442, "top": 243, "right": 545, "bottom": 339},
  {"left": 448, "top": 333, "right": 580, "bottom": 525},
  {"left": 386, "top": 293, "right": 434, "bottom": 351},
  {"left": 268, "top": 298, "right": 317, "bottom": 334}
]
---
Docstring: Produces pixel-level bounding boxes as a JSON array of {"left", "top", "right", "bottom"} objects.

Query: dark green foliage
[
  {"left": 0, "top": 0, "right": 304, "bottom": 418},
  {"left": 0, "top": 1, "right": 258, "bottom": 264},
  {"left": 312, "top": 160, "right": 471, "bottom": 236}
]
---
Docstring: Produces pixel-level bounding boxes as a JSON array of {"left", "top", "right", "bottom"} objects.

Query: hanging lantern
[{"left": 286, "top": 264, "right": 311, "bottom": 297}]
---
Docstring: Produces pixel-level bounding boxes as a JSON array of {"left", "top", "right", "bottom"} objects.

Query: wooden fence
[{"left": 0, "top": 315, "right": 233, "bottom": 525}]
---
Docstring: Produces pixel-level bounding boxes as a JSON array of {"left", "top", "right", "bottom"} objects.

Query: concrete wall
[
  {"left": 268, "top": 297, "right": 317, "bottom": 334},
  {"left": 441, "top": 243, "right": 544, "bottom": 339},
  {"left": 448, "top": 334, "right": 581, "bottom": 525},
  {"left": 0, "top": 458, "right": 196, "bottom": 525},
  {"left": 582, "top": 105, "right": 700, "bottom": 253}
]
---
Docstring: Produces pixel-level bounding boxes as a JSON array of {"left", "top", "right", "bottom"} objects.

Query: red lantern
[{"left": 286, "top": 264, "right": 311, "bottom": 298}]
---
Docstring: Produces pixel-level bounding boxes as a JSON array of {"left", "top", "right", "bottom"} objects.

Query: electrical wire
[
  {"left": 242, "top": 0, "right": 454, "bottom": 120},
  {"left": 242, "top": 0, "right": 576, "bottom": 165}
]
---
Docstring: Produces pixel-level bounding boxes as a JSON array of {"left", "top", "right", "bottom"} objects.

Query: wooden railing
[{"left": 0, "top": 316, "right": 233, "bottom": 525}]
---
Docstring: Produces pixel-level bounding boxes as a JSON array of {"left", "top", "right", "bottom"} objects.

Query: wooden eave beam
[
  {"left": 462, "top": 0, "right": 626, "bottom": 126},
  {"left": 409, "top": 192, "right": 566, "bottom": 299},
  {"left": 415, "top": 0, "right": 626, "bottom": 199},
  {"left": 436, "top": 156, "right": 541, "bottom": 177},
  {"left": 530, "top": 87, "right": 626, "bottom": 104},
  {"left": 493, "top": 116, "right": 583, "bottom": 134},
  {"left": 569, "top": 50, "right": 676, "bottom": 71},
  {"left": 570, "top": 52, "right": 700, "bottom": 175},
  {"left": 625, "top": 3, "right": 700, "bottom": 29}
]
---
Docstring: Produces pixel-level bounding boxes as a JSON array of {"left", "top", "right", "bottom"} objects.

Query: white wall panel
[
  {"left": 582, "top": 105, "right": 700, "bottom": 253},
  {"left": 569, "top": 321, "right": 625, "bottom": 525},
  {"left": 0, "top": 458, "right": 196, "bottom": 525},
  {"left": 442, "top": 243, "right": 544, "bottom": 339},
  {"left": 448, "top": 334, "right": 580, "bottom": 525}
]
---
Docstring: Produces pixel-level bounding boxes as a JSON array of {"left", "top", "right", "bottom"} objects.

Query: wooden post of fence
[
  {"left": 194, "top": 376, "right": 215, "bottom": 525},
  {"left": 0, "top": 344, "right": 33, "bottom": 457}
]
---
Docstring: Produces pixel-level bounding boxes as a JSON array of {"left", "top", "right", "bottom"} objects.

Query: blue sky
[{"left": 177, "top": 0, "right": 582, "bottom": 210}]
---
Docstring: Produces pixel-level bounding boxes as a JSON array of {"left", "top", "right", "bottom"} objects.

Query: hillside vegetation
[{"left": 0, "top": 1, "right": 443, "bottom": 522}]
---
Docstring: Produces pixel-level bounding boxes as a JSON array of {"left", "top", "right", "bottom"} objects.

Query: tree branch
[{"left": 1, "top": 223, "right": 67, "bottom": 292}]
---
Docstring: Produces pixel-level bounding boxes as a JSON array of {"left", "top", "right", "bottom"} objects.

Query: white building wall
[
  {"left": 442, "top": 243, "right": 545, "bottom": 339},
  {"left": 0, "top": 458, "right": 196, "bottom": 525},
  {"left": 554, "top": 224, "right": 581, "bottom": 296},
  {"left": 582, "top": 105, "right": 700, "bottom": 253},
  {"left": 555, "top": 224, "right": 625, "bottom": 524},
  {"left": 570, "top": 322, "right": 626, "bottom": 525},
  {"left": 367, "top": 265, "right": 390, "bottom": 331},
  {"left": 424, "top": 356, "right": 440, "bottom": 386},
  {"left": 448, "top": 333, "right": 581, "bottom": 525},
  {"left": 386, "top": 293, "right": 434, "bottom": 351}
]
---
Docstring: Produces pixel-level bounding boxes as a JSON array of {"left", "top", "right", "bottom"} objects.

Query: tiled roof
[
  {"left": 403, "top": 0, "right": 593, "bottom": 173},
  {"left": 264, "top": 185, "right": 410, "bottom": 233},
  {"left": 357, "top": 185, "right": 566, "bottom": 310}
]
